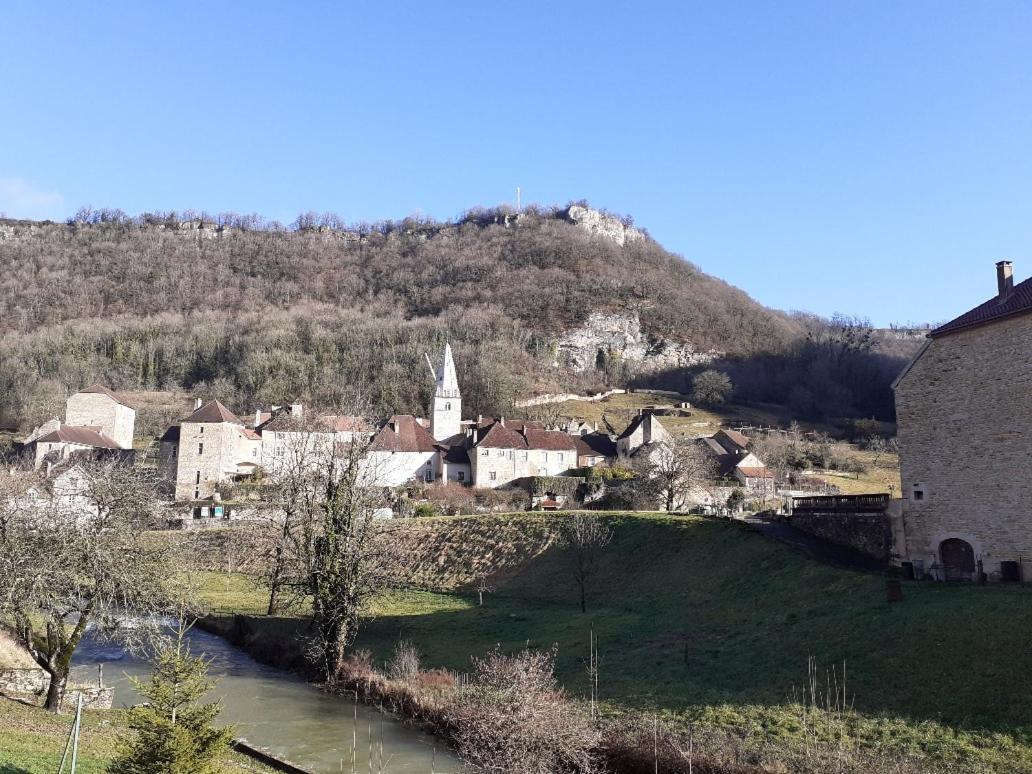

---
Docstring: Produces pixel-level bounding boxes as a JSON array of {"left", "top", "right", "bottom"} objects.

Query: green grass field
[
  {"left": 197, "top": 513, "right": 1032, "bottom": 771},
  {"left": 0, "top": 697, "right": 276, "bottom": 774}
]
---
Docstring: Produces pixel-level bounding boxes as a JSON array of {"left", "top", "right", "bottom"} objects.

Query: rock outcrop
[
  {"left": 556, "top": 311, "right": 722, "bottom": 374},
  {"left": 563, "top": 205, "right": 645, "bottom": 246}
]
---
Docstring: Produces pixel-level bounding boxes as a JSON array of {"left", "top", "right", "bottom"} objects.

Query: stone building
[
  {"left": 700, "top": 429, "right": 774, "bottom": 494},
  {"left": 468, "top": 419, "right": 577, "bottom": 488},
  {"left": 616, "top": 412, "right": 672, "bottom": 458},
  {"left": 427, "top": 343, "right": 462, "bottom": 442},
  {"left": 366, "top": 415, "right": 439, "bottom": 486},
  {"left": 26, "top": 385, "right": 136, "bottom": 469},
  {"left": 893, "top": 261, "right": 1032, "bottom": 582},
  {"left": 64, "top": 385, "right": 136, "bottom": 449},
  {"left": 173, "top": 400, "right": 262, "bottom": 501}
]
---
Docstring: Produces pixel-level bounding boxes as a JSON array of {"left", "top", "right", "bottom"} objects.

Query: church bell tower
[{"left": 427, "top": 343, "right": 462, "bottom": 441}]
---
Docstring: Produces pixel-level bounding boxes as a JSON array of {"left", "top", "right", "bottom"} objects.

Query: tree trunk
[{"left": 44, "top": 668, "right": 67, "bottom": 713}]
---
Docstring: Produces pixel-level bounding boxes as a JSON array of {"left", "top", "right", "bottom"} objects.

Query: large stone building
[
  {"left": 893, "top": 261, "right": 1032, "bottom": 582},
  {"left": 467, "top": 419, "right": 577, "bottom": 488},
  {"left": 173, "top": 400, "right": 262, "bottom": 501},
  {"left": 26, "top": 384, "right": 136, "bottom": 469}
]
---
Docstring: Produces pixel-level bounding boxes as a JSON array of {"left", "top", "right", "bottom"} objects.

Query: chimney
[
  {"left": 393, "top": 421, "right": 400, "bottom": 434},
  {"left": 254, "top": 409, "right": 262, "bottom": 427},
  {"left": 477, "top": 414, "right": 483, "bottom": 424},
  {"left": 193, "top": 397, "right": 203, "bottom": 410},
  {"left": 499, "top": 416, "right": 505, "bottom": 427},
  {"left": 997, "top": 260, "right": 1014, "bottom": 298}
]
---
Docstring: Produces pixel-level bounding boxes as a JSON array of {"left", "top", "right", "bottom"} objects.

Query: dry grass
[
  {"left": 0, "top": 628, "right": 37, "bottom": 670},
  {"left": 818, "top": 449, "right": 902, "bottom": 495}
]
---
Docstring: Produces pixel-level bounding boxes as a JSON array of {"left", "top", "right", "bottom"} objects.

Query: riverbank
[
  {"left": 0, "top": 695, "right": 278, "bottom": 773},
  {"left": 191, "top": 513, "right": 1032, "bottom": 772}
]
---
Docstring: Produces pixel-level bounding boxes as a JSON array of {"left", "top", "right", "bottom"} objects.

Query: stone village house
[{"left": 893, "top": 260, "right": 1032, "bottom": 582}]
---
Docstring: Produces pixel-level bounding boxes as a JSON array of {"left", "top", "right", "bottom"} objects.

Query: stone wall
[
  {"left": 0, "top": 668, "right": 113, "bottom": 711},
  {"left": 65, "top": 392, "right": 135, "bottom": 449},
  {"left": 894, "top": 313, "right": 1032, "bottom": 579},
  {"left": 787, "top": 510, "right": 891, "bottom": 562},
  {"left": 0, "top": 668, "right": 48, "bottom": 696}
]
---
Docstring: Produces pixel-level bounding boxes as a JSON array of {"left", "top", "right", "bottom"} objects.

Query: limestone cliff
[
  {"left": 562, "top": 205, "right": 645, "bottom": 246},
  {"left": 556, "top": 311, "right": 722, "bottom": 374}
]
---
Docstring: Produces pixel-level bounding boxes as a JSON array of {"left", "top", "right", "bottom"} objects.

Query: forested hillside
[{"left": 0, "top": 205, "right": 914, "bottom": 429}]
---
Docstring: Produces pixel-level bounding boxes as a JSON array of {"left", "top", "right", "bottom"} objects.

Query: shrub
[
  {"left": 388, "top": 640, "right": 422, "bottom": 681},
  {"left": 446, "top": 647, "right": 601, "bottom": 773},
  {"left": 412, "top": 502, "right": 439, "bottom": 518},
  {"left": 690, "top": 370, "right": 733, "bottom": 407}
]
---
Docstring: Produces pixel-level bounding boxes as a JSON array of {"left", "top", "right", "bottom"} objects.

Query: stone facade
[
  {"left": 65, "top": 390, "right": 135, "bottom": 449},
  {"left": 894, "top": 312, "right": 1032, "bottom": 581},
  {"left": 787, "top": 510, "right": 891, "bottom": 562},
  {"left": 174, "top": 403, "right": 261, "bottom": 500},
  {"left": 469, "top": 443, "right": 574, "bottom": 488}
]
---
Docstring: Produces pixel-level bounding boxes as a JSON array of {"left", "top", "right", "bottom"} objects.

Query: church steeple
[{"left": 428, "top": 343, "right": 462, "bottom": 441}]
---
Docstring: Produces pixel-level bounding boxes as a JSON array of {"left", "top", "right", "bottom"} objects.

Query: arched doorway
[{"left": 940, "top": 538, "right": 975, "bottom": 581}]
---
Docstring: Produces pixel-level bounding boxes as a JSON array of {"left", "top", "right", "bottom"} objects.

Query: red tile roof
[
  {"left": 931, "top": 275, "right": 1032, "bottom": 337},
  {"left": 738, "top": 466, "right": 774, "bottom": 479},
  {"left": 369, "top": 415, "right": 438, "bottom": 453},
  {"left": 36, "top": 425, "right": 121, "bottom": 449},
  {"left": 183, "top": 400, "right": 244, "bottom": 425},
  {"left": 320, "top": 415, "right": 372, "bottom": 433},
  {"left": 475, "top": 421, "right": 576, "bottom": 451}
]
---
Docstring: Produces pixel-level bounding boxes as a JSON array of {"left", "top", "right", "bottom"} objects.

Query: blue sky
[{"left": 2, "top": 1, "right": 1030, "bottom": 326}]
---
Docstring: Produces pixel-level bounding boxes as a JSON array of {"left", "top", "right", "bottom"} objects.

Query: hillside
[
  {"left": 195, "top": 514, "right": 1032, "bottom": 772},
  {"left": 0, "top": 205, "right": 915, "bottom": 429}
]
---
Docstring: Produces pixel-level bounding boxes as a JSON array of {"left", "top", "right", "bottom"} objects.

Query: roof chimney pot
[
  {"left": 997, "top": 260, "right": 1014, "bottom": 298},
  {"left": 194, "top": 397, "right": 203, "bottom": 410}
]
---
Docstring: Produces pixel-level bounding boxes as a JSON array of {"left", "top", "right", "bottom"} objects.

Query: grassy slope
[
  {"left": 0, "top": 697, "right": 276, "bottom": 774},
  {"left": 198, "top": 514, "right": 1032, "bottom": 770}
]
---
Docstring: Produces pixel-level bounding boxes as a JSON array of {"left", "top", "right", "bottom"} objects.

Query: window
[
  {"left": 426, "top": 459, "right": 432, "bottom": 466},
  {"left": 276, "top": 446, "right": 285, "bottom": 457},
  {"left": 520, "top": 451, "right": 528, "bottom": 461},
  {"left": 489, "top": 471, "right": 497, "bottom": 481},
  {"left": 199, "top": 426, "right": 204, "bottom": 434},
  {"left": 457, "top": 471, "right": 465, "bottom": 482},
  {"left": 913, "top": 489, "right": 924, "bottom": 501},
  {"left": 194, "top": 489, "right": 200, "bottom": 499},
  {"left": 252, "top": 448, "right": 257, "bottom": 457},
  {"left": 543, "top": 452, "right": 549, "bottom": 462},
  {"left": 445, "top": 402, "right": 451, "bottom": 411},
  {"left": 497, "top": 449, "right": 505, "bottom": 457},
  {"left": 198, "top": 442, "right": 204, "bottom": 455},
  {"left": 558, "top": 453, "right": 564, "bottom": 463},
  {"left": 195, "top": 471, "right": 201, "bottom": 485},
  {"left": 481, "top": 449, "right": 488, "bottom": 457},
  {"left": 424, "top": 470, "right": 433, "bottom": 482}
]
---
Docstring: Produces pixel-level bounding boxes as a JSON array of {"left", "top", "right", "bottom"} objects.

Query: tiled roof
[
  {"left": 930, "top": 275, "right": 1032, "bottom": 337},
  {"left": 575, "top": 433, "right": 616, "bottom": 459},
  {"left": 320, "top": 415, "right": 372, "bottom": 433},
  {"left": 36, "top": 425, "right": 121, "bottom": 449},
  {"left": 475, "top": 421, "right": 577, "bottom": 451},
  {"left": 738, "top": 466, "right": 774, "bottom": 479},
  {"left": 79, "top": 384, "right": 134, "bottom": 409},
  {"left": 239, "top": 428, "right": 262, "bottom": 441},
  {"left": 716, "top": 429, "right": 750, "bottom": 450},
  {"left": 369, "top": 415, "right": 438, "bottom": 453},
  {"left": 183, "top": 400, "right": 244, "bottom": 425}
]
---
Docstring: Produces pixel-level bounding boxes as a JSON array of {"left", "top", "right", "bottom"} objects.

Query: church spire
[
  {"left": 429, "top": 342, "right": 462, "bottom": 441},
  {"left": 434, "top": 342, "right": 460, "bottom": 398}
]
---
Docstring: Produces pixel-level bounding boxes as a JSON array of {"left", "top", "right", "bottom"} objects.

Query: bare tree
[
  {"left": 560, "top": 515, "right": 612, "bottom": 613},
  {"left": 648, "top": 438, "right": 718, "bottom": 512},
  {"left": 256, "top": 410, "right": 397, "bottom": 680},
  {"left": 0, "top": 460, "right": 170, "bottom": 711}
]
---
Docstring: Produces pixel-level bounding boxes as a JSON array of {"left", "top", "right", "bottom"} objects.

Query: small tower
[{"left": 427, "top": 343, "right": 462, "bottom": 442}]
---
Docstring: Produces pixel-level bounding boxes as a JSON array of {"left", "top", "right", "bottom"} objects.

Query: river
[{"left": 71, "top": 627, "right": 461, "bottom": 773}]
